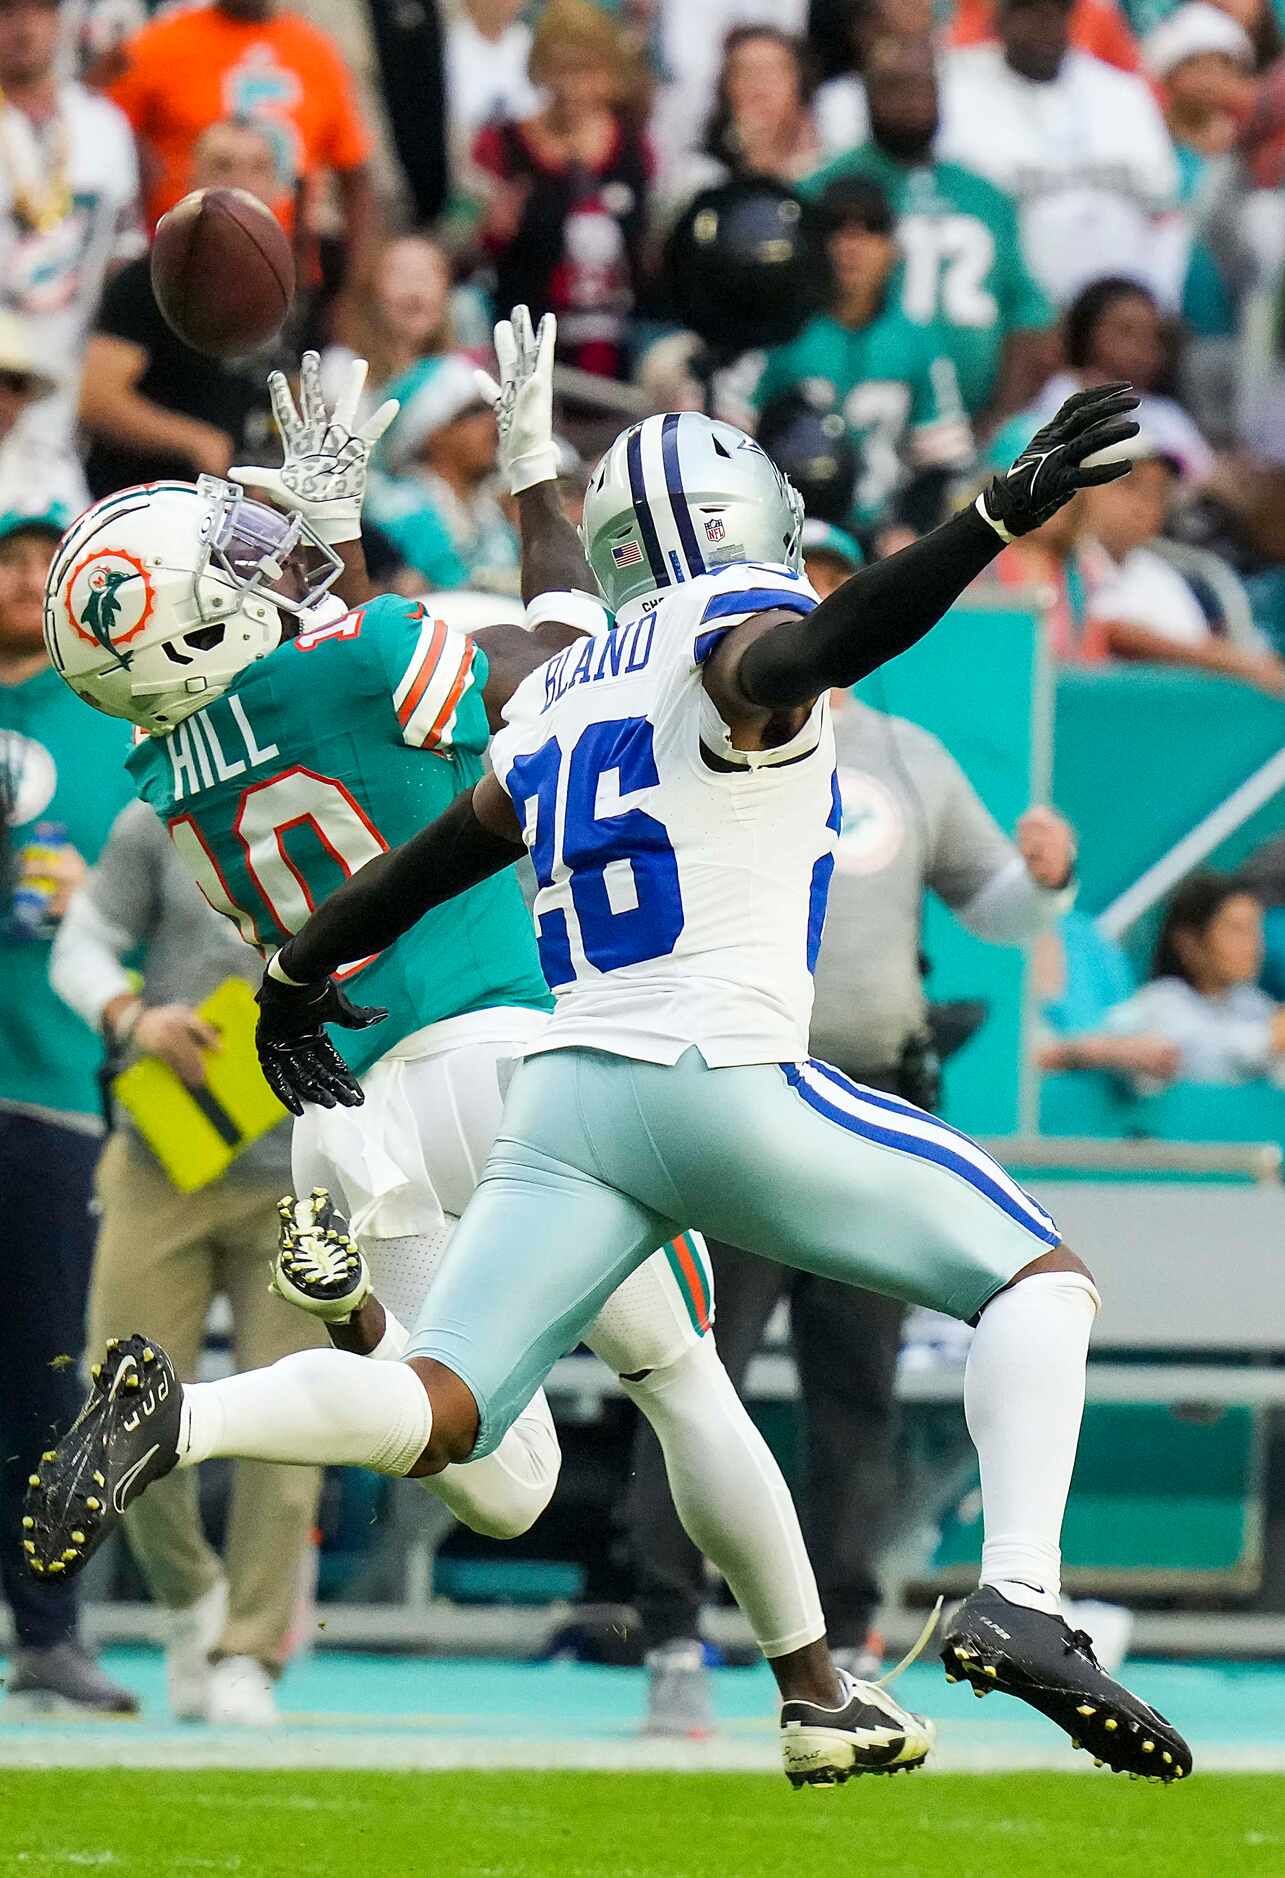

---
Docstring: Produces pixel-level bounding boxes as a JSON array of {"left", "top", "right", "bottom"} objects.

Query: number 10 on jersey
[{"left": 506, "top": 715, "right": 684, "bottom": 985}]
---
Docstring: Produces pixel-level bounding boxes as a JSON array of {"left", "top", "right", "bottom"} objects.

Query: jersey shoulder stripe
[
  {"left": 392, "top": 615, "right": 479, "bottom": 752},
  {"left": 693, "top": 584, "right": 818, "bottom": 665}
]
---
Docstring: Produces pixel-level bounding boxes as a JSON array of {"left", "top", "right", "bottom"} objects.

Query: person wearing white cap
[
  {"left": 366, "top": 355, "right": 519, "bottom": 594},
  {"left": 1146, "top": 2, "right": 1255, "bottom": 165},
  {"left": 1144, "top": 4, "right": 1256, "bottom": 374}
]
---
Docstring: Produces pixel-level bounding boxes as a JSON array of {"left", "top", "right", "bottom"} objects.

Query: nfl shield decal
[
  {"left": 703, "top": 516, "right": 726, "bottom": 543},
  {"left": 64, "top": 548, "right": 155, "bottom": 659}
]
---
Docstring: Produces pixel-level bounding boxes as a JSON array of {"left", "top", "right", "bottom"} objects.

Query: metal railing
[{"left": 1098, "top": 748, "right": 1285, "bottom": 940}]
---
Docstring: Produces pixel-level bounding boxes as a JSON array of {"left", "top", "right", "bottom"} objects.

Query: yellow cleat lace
[{"left": 874, "top": 1597, "right": 944, "bottom": 1691}]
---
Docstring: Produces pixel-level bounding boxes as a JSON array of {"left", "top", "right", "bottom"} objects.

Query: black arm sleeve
[
  {"left": 738, "top": 505, "right": 1003, "bottom": 709},
  {"left": 278, "top": 791, "right": 524, "bottom": 984}
]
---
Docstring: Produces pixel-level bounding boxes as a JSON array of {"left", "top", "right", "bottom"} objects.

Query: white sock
[
  {"left": 427, "top": 1389, "right": 561, "bottom": 1541},
  {"left": 178, "top": 1349, "right": 432, "bottom": 1476},
  {"left": 368, "top": 1306, "right": 410, "bottom": 1362},
  {"left": 965, "top": 1269, "right": 1099, "bottom": 1615},
  {"left": 621, "top": 1337, "right": 825, "bottom": 1659}
]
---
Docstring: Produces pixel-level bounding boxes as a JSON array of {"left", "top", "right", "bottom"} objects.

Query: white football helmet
[
  {"left": 43, "top": 477, "right": 343, "bottom": 733},
  {"left": 581, "top": 411, "right": 805, "bottom": 613}
]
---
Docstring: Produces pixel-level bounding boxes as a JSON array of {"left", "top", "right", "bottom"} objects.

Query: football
[{"left": 150, "top": 187, "right": 294, "bottom": 359}]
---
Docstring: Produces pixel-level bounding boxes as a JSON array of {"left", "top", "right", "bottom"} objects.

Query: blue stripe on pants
[
  {"left": 782, "top": 1062, "right": 1059, "bottom": 1249},
  {"left": 802, "top": 1060, "right": 1058, "bottom": 1237}
]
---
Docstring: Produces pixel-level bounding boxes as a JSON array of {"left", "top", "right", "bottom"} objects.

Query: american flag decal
[{"left": 612, "top": 540, "right": 644, "bottom": 567}]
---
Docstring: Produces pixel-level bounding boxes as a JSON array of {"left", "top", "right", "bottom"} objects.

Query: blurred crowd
[
  {"left": 0, "top": 0, "right": 1283, "bottom": 1725},
  {"left": 0, "top": 0, "right": 1279, "bottom": 677}
]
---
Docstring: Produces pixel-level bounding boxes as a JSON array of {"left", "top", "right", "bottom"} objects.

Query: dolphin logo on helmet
[
  {"left": 66, "top": 549, "right": 155, "bottom": 670},
  {"left": 43, "top": 477, "right": 343, "bottom": 735}
]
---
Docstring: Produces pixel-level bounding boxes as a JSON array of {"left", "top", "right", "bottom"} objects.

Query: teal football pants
[{"left": 406, "top": 1046, "right": 1060, "bottom": 1458}]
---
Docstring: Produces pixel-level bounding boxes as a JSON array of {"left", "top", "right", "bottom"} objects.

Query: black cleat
[
  {"left": 23, "top": 1334, "right": 181, "bottom": 1584},
  {"left": 780, "top": 1671, "right": 935, "bottom": 1787},
  {"left": 942, "top": 1587, "right": 1193, "bottom": 1781}
]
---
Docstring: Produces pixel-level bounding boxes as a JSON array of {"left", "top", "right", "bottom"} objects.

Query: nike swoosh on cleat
[{"left": 112, "top": 1444, "right": 160, "bottom": 1515}]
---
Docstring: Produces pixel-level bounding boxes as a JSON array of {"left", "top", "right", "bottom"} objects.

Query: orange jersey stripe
[
  {"left": 672, "top": 1232, "right": 711, "bottom": 1334},
  {"left": 396, "top": 619, "right": 447, "bottom": 729},
  {"left": 423, "top": 638, "right": 476, "bottom": 751}
]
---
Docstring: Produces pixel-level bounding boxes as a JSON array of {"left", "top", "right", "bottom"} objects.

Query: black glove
[
  {"left": 977, "top": 382, "right": 1140, "bottom": 541},
  {"left": 255, "top": 964, "right": 387, "bottom": 1117}
]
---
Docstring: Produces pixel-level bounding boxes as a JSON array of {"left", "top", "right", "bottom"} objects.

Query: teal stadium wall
[{"left": 856, "top": 601, "right": 1285, "bottom": 1142}]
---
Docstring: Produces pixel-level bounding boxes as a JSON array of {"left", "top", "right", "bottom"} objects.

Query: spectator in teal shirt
[
  {"left": 368, "top": 354, "right": 519, "bottom": 593},
  {"left": 0, "top": 506, "right": 136, "bottom": 1716},
  {"left": 800, "top": 36, "right": 1052, "bottom": 428},
  {"left": 752, "top": 173, "right": 974, "bottom": 535}
]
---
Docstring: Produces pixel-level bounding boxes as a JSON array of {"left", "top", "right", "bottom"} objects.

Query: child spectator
[
  {"left": 367, "top": 356, "right": 518, "bottom": 592},
  {"left": 1099, "top": 874, "right": 1285, "bottom": 1086}
]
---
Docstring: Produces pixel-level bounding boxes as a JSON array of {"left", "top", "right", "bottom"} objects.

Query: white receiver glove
[
  {"left": 475, "top": 304, "right": 560, "bottom": 496},
  {"left": 230, "top": 351, "right": 400, "bottom": 546}
]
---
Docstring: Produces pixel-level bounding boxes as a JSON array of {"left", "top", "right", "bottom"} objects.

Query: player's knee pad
[{"left": 422, "top": 1390, "right": 561, "bottom": 1540}]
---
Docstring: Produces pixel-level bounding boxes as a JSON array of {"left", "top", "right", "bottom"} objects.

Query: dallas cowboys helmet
[
  {"left": 582, "top": 412, "right": 806, "bottom": 614},
  {"left": 43, "top": 478, "right": 342, "bottom": 734}
]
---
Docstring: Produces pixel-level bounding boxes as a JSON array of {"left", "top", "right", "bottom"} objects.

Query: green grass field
[{"left": 0, "top": 1771, "right": 1280, "bottom": 1878}]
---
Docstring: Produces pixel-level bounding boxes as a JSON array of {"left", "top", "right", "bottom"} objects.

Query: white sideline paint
[{"left": 0, "top": 1731, "right": 1281, "bottom": 1775}]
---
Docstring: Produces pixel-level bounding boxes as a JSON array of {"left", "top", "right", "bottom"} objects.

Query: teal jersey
[
  {"left": 801, "top": 145, "right": 1051, "bottom": 417},
  {"left": 1, "top": 666, "right": 134, "bottom": 1118},
  {"left": 367, "top": 469, "right": 520, "bottom": 594},
  {"left": 127, "top": 595, "right": 552, "bottom": 1077},
  {"left": 752, "top": 306, "right": 973, "bottom": 529}
]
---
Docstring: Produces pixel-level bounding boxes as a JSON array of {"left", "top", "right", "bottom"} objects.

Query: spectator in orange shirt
[
  {"left": 950, "top": 0, "right": 1142, "bottom": 70},
  {"left": 108, "top": 0, "right": 375, "bottom": 306}
]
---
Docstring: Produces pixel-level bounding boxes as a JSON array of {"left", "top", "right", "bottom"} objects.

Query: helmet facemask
[{"left": 198, "top": 477, "right": 342, "bottom": 620}]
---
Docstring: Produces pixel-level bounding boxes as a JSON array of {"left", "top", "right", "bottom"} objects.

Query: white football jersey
[{"left": 489, "top": 563, "right": 839, "bottom": 1068}]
